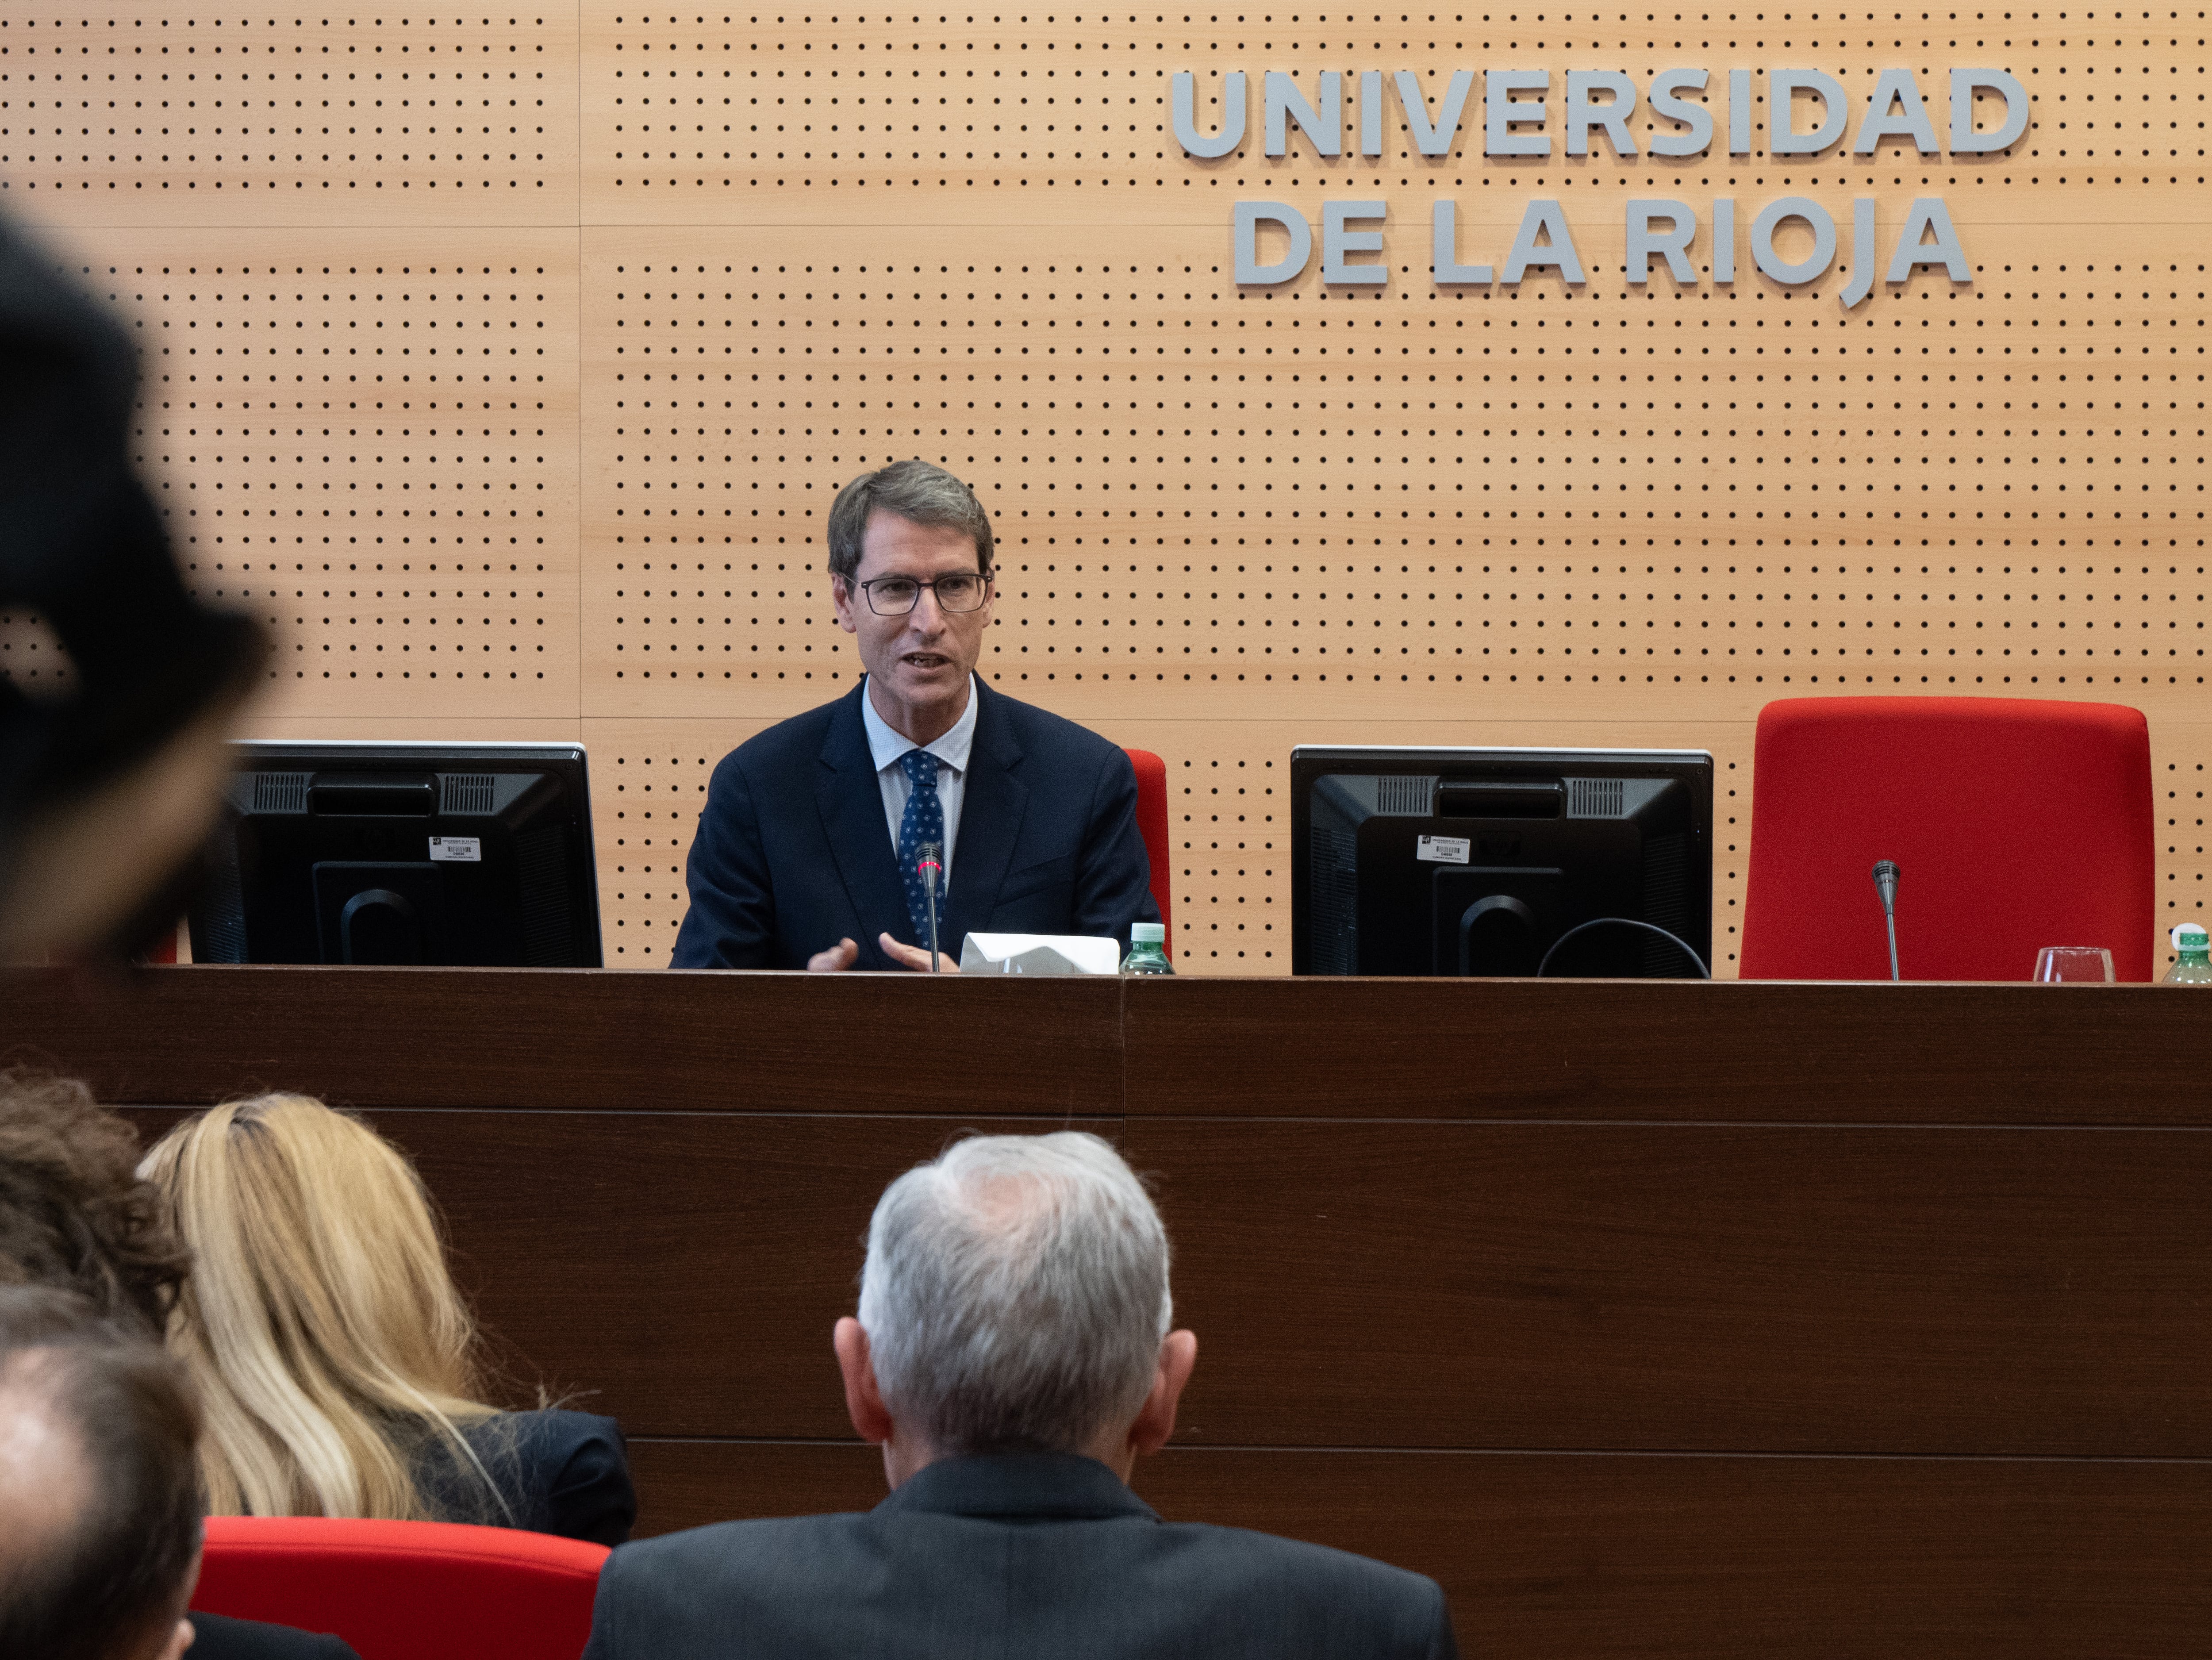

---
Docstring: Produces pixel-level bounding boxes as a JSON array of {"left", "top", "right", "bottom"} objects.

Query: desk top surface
[{"left": 8, "top": 966, "right": 2201, "bottom": 1123}]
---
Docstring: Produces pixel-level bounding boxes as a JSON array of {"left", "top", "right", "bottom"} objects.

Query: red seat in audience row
[{"left": 194, "top": 1516, "right": 607, "bottom": 1660}]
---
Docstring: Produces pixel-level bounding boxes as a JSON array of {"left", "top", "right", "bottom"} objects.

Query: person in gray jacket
[{"left": 582, "top": 1131, "right": 1457, "bottom": 1660}]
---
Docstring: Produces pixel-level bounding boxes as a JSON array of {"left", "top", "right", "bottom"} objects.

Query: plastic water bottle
[
  {"left": 1120, "top": 921, "right": 1174, "bottom": 976},
  {"left": 2162, "top": 923, "right": 2212, "bottom": 984}
]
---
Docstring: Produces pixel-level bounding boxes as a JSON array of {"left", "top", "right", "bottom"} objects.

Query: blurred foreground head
[
  {"left": 0, "top": 214, "right": 262, "bottom": 962},
  {"left": 0, "top": 1285, "right": 204, "bottom": 1660}
]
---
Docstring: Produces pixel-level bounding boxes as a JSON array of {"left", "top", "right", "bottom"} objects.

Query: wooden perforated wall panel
[{"left": 6, "top": 7, "right": 2206, "bottom": 971}]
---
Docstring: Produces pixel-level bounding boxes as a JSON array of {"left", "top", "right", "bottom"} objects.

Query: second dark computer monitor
[{"left": 1291, "top": 746, "right": 1713, "bottom": 978}]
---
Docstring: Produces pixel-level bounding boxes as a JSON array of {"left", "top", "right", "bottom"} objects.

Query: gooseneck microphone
[
  {"left": 1870, "top": 859, "right": 1901, "bottom": 982},
  {"left": 918, "top": 841, "right": 944, "bottom": 973}
]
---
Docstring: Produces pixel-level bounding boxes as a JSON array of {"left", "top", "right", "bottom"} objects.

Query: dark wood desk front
[{"left": 10, "top": 968, "right": 2210, "bottom": 1659}]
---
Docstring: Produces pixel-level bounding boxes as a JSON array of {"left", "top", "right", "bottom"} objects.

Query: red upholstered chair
[
  {"left": 1125, "top": 747, "right": 1172, "bottom": 955},
  {"left": 193, "top": 1516, "right": 608, "bottom": 1660},
  {"left": 1740, "top": 697, "right": 2154, "bottom": 982}
]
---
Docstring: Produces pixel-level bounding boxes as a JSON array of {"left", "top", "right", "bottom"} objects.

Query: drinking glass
[{"left": 2033, "top": 947, "right": 2114, "bottom": 983}]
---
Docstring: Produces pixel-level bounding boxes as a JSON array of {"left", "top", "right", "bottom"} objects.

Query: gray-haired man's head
[{"left": 856, "top": 1132, "right": 1173, "bottom": 1458}]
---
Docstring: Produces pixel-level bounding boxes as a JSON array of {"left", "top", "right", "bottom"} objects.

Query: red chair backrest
[
  {"left": 1125, "top": 748, "right": 1171, "bottom": 953},
  {"left": 193, "top": 1516, "right": 608, "bottom": 1660},
  {"left": 1740, "top": 696, "right": 2154, "bottom": 982}
]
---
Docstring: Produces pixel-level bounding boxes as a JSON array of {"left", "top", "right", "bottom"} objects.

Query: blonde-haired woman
[{"left": 140, "top": 1093, "right": 633, "bottom": 1545}]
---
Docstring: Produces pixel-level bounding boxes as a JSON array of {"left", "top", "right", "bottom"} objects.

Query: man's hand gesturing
[{"left": 878, "top": 933, "right": 960, "bottom": 973}]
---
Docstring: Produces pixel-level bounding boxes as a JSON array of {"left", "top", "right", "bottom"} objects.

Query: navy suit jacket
[
  {"left": 671, "top": 680, "right": 1160, "bottom": 970},
  {"left": 580, "top": 1453, "right": 1457, "bottom": 1660}
]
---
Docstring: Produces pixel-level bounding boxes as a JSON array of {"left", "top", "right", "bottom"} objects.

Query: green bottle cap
[{"left": 1131, "top": 922, "right": 1166, "bottom": 945}]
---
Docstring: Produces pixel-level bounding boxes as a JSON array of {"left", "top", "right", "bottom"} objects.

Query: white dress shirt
[{"left": 860, "top": 674, "right": 978, "bottom": 883}]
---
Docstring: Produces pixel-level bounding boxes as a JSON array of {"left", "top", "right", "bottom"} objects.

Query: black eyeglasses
[{"left": 854, "top": 572, "right": 991, "bottom": 616}]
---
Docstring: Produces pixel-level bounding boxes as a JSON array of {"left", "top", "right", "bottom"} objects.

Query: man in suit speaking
[
  {"left": 580, "top": 1132, "right": 1458, "bottom": 1660},
  {"left": 670, "top": 459, "right": 1160, "bottom": 971}
]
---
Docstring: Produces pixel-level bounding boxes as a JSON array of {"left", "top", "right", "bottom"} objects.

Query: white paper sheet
[{"left": 958, "top": 933, "right": 1121, "bottom": 976}]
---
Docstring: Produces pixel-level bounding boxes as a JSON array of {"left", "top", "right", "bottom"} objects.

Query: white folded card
[{"left": 958, "top": 933, "right": 1121, "bottom": 976}]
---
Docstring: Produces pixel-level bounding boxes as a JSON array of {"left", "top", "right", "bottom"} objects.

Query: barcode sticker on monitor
[
  {"left": 1416, "top": 835, "right": 1471, "bottom": 865},
  {"left": 428, "top": 836, "right": 482, "bottom": 863}
]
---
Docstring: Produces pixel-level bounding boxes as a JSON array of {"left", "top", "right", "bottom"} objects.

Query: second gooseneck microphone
[
  {"left": 1870, "top": 859, "right": 1901, "bottom": 982},
  {"left": 918, "top": 841, "right": 945, "bottom": 973}
]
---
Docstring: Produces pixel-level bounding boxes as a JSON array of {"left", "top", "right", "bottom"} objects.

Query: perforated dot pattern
[{"left": 5, "top": 7, "right": 2205, "bottom": 971}]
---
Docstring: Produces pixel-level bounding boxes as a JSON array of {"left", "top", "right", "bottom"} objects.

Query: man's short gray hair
[
  {"left": 825, "top": 459, "right": 995, "bottom": 591},
  {"left": 857, "top": 1132, "right": 1171, "bottom": 1457}
]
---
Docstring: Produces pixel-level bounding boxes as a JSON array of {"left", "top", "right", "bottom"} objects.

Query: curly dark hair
[{"left": 0, "top": 1073, "right": 188, "bottom": 1334}]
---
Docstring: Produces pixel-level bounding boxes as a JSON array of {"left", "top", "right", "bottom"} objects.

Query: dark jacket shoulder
[
  {"left": 586, "top": 1455, "right": 1452, "bottom": 1660},
  {"left": 188, "top": 1612, "right": 361, "bottom": 1660},
  {"left": 980, "top": 680, "right": 1130, "bottom": 768},
  {"left": 719, "top": 689, "right": 850, "bottom": 779},
  {"left": 415, "top": 1407, "right": 635, "bottom": 1547},
  {"left": 608, "top": 1503, "right": 1446, "bottom": 1611}
]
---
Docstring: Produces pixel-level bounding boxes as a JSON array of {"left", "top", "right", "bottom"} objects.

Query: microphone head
[
  {"left": 1870, "top": 859, "right": 1900, "bottom": 911},
  {"left": 917, "top": 840, "right": 943, "bottom": 870}
]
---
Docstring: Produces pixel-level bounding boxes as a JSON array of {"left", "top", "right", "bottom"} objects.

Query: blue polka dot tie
[{"left": 896, "top": 748, "right": 944, "bottom": 949}]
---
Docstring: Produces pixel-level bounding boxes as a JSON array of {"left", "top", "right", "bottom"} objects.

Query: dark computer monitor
[
  {"left": 1291, "top": 746, "right": 1713, "bottom": 978},
  {"left": 189, "top": 741, "right": 603, "bottom": 968}
]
